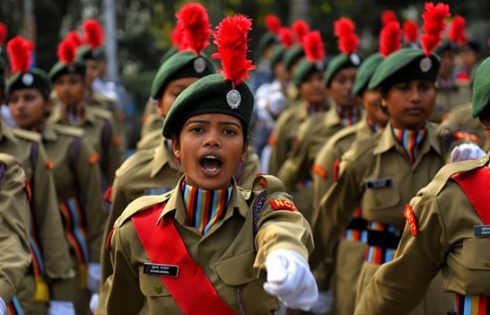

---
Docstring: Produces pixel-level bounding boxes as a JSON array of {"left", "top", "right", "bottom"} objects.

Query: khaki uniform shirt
[
  {"left": 311, "top": 123, "right": 451, "bottom": 282},
  {"left": 0, "top": 122, "right": 73, "bottom": 297},
  {"left": 0, "top": 153, "right": 31, "bottom": 302},
  {"left": 140, "top": 114, "right": 163, "bottom": 139},
  {"left": 49, "top": 104, "right": 123, "bottom": 186},
  {"left": 439, "top": 102, "right": 481, "bottom": 135},
  {"left": 42, "top": 123, "right": 107, "bottom": 262},
  {"left": 430, "top": 84, "right": 472, "bottom": 122},
  {"left": 268, "top": 102, "right": 309, "bottom": 175},
  {"left": 356, "top": 155, "right": 490, "bottom": 314},
  {"left": 98, "top": 176, "right": 313, "bottom": 315}
]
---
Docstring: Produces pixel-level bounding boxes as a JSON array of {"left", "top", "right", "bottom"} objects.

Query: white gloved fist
[
  {"left": 88, "top": 263, "right": 101, "bottom": 293},
  {"left": 263, "top": 249, "right": 318, "bottom": 311},
  {"left": 310, "top": 290, "right": 334, "bottom": 315},
  {"left": 0, "top": 297, "right": 6, "bottom": 315},
  {"left": 451, "top": 143, "right": 486, "bottom": 162},
  {"left": 48, "top": 301, "right": 76, "bottom": 315},
  {"left": 89, "top": 293, "right": 99, "bottom": 314}
]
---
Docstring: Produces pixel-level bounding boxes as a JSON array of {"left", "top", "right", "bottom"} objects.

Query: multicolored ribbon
[
  {"left": 455, "top": 294, "right": 490, "bottom": 315},
  {"left": 392, "top": 127, "right": 427, "bottom": 164},
  {"left": 59, "top": 197, "right": 89, "bottom": 288},
  {"left": 336, "top": 105, "right": 362, "bottom": 127},
  {"left": 7, "top": 296, "right": 23, "bottom": 315},
  {"left": 182, "top": 182, "right": 232, "bottom": 235},
  {"left": 28, "top": 209, "right": 49, "bottom": 302},
  {"left": 343, "top": 208, "right": 368, "bottom": 242},
  {"left": 365, "top": 221, "right": 401, "bottom": 265}
]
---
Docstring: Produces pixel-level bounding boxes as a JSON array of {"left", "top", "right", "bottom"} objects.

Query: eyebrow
[{"left": 185, "top": 120, "right": 242, "bottom": 128}]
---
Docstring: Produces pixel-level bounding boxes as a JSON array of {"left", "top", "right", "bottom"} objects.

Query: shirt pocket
[
  {"left": 216, "top": 250, "right": 257, "bottom": 286},
  {"left": 138, "top": 268, "right": 171, "bottom": 297},
  {"left": 362, "top": 178, "right": 400, "bottom": 210},
  {"left": 460, "top": 238, "right": 490, "bottom": 294}
]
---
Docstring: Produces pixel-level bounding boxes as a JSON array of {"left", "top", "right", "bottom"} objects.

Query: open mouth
[{"left": 199, "top": 154, "right": 223, "bottom": 177}]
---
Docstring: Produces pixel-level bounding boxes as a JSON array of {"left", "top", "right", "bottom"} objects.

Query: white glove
[
  {"left": 48, "top": 301, "right": 76, "bottom": 315},
  {"left": 88, "top": 263, "right": 101, "bottom": 293},
  {"left": 310, "top": 290, "right": 334, "bottom": 315},
  {"left": 263, "top": 249, "right": 318, "bottom": 311},
  {"left": 451, "top": 143, "right": 486, "bottom": 162},
  {"left": 0, "top": 298, "right": 6, "bottom": 315},
  {"left": 89, "top": 293, "right": 99, "bottom": 314}
]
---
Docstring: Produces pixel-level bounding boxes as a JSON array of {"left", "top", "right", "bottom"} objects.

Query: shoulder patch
[
  {"left": 51, "top": 124, "right": 84, "bottom": 138},
  {"left": 0, "top": 153, "right": 18, "bottom": 168},
  {"left": 46, "top": 159, "right": 54, "bottom": 170},
  {"left": 89, "top": 152, "right": 100, "bottom": 165},
  {"left": 403, "top": 204, "right": 418, "bottom": 236},
  {"left": 312, "top": 164, "right": 327, "bottom": 180},
  {"left": 11, "top": 128, "right": 41, "bottom": 142},
  {"left": 89, "top": 106, "right": 113, "bottom": 120},
  {"left": 270, "top": 199, "right": 298, "bottom": 212}
]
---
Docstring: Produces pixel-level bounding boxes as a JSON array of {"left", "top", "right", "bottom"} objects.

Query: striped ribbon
[
  {"left": 59, "top": 197, "right": 89, "bottom": 288},
  {"left": 336, "top": 105, "right": 362, "bottom": 127},
  {"left": 343, "top": 208, "right": 368, "bottom": 242},
  {"left": 7, "top": 296, "right": 23, "bottom": 315},
  {"left": 455, "top": 294, "right": 490, "bottom": 315},
  {"left": 182, "top": 182, "right": 232, "bottom": 235},
  {"left": 28, "top": 208, "right": 49, "bottom": 302},
  {"left": 367, "top": 120, "right": 384, "bottom": 133},
  {"left": 391, "top": 127, "right": 427, "bottom": 164},
  {"left": 63, "top": 106, "right": 85, "bottom": 126},
  {"left": 365, "top": 221, "right": 401, "bottom": 265}
]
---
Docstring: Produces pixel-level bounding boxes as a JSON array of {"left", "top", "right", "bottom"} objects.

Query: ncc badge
[
  {"left": 226, "top": 89, "right": 241, "bottom": 109},
  {"left": 143, "top": 263, "right": 179, "bottom": 277},
  {"left": 419, "top": 57, "right": 432, "bottom": 73},
  {"left": 403, "top": 204, "right": 418, "bottom": 236},
  {"left": 22, "top": 73, "right": 34, "bottom": 86},
  {"left": 193, "top": 57, "right": 206, "bottom": 73},
  {"left": 270, "top": 199, "right": 298, "bottom": 212},
  {"left": 350, "top": 53, "right": 361, "bottom": 66}
]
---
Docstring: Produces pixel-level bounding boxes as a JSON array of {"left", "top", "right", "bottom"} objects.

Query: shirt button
[{"left": 154, "top": 286, "right": 162, "bottom": 294}]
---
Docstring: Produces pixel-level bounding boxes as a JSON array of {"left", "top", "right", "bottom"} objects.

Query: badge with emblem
[
  {"left": 419, "top": 57, "right": 432, "bottom": 72},
  {"left": 315, "top": 61, "right": 324, "bottom": 71},
  {"left": 22, "top": 73, "right": 34, "bottom": 86},
  {"left": 226, "top": 89, "right": 241, "bottom": 109},
  {"left": 350, "top": 53, "right": 360, "bottom": 66},
  {"left": 193, "top": 57, "right": 206, "bottom": 73}
]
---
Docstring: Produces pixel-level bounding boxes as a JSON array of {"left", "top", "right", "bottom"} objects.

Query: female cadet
[
  {"left": 6, "top": 36, "right": 107, "bottom": 315},
  {"left": 0, "top": 153, "right": 31, "bottom": 315},
  {"left": 354, "top": 55, "right": 490, "bottom": 315},
  {"left": 48, "top": 36, "right": 123, "bottom": 187},
  {"left": 312, "top": 4, "right": 476, "bottom": 314},
  {"left": 98, "top": 15, "right": 317, "bottom": 315}
]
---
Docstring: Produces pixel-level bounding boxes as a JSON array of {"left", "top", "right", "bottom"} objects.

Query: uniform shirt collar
[
  {"left": 40, "top": 123, "right": 58, "bottom": 141},
  {"left": 0, "top": 121, "right": 18, "bottom": 143},
  {"left": 150, "top": 140, "right": 183, "bottom": 178}
]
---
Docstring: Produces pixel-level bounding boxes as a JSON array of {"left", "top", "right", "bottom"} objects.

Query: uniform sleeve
[
  {"left": 355, "top": 188, "right": 448, "bottom": 315},
  {"left": 0, "top": 164, "right": 31, "bottom": 302},
  {"left": 101, "top": 117, "right": 123, "bottom": 186},
  {"left": 98, "top": 225, "right": 144, "bottom": 315},
  {"left": 253, "top": 191, "right": 314, "bottom": 269},
  {"left": 309, "top": 156, "right": 364, "bottom": 288},
  {"left": 74, "top": 138, "right": 107, "bottom": 262},
  {"left": 237, "top": 151, "right": 260, "bottom": 190},
  {"left": 268, "top": 116, "right": 292, "bottom": 176}
]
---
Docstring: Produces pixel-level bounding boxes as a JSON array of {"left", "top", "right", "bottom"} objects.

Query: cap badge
[
  {"left": 315, "top": 61, "right": 324, "bottom": 71},
  {"left": 193, "top": 57, "right": 206, "bottom": 73},
  {"left": 22, "top": 73, "right": 34, "bottom": 86},
  {"left": 350, "top": 53, "right": 360, "bottom": 66},
  {"left": 226, "top": 89, "right": 241, "bottom": 109},
  {"left": 420, "top": 57, "right": 432, "bottom": 73}
]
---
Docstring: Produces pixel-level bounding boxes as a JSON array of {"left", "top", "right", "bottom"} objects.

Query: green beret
[
  {"left": 77, "top": 45, "right": 105, "bottom": 61},
  {"left": 353, "top": 53, "right": 383, "bottom": 96},
  {"left": 48, "top": 60, "right": 86, "bottom": 83},
  {"left": 163, "top": 73, "right": 254, "bottom": 138},
  {"left": 256, "top": 32, "right": 278, "bottom": 59},
  {"left": 283, "top": 44, "right": 305, "bottom": 71},
  {"left": 159, "top": 47, "right": 178, "bottom": 65},
  {"left": 434, "top": 39, "right": 457, "bottom": 55},
  {"left": 368, "top": 48, "right": 440, "bottom": 90},
  {"left": 7, "top": 68, "right": 51, "bottom": 99},
  {"left": 270, "top": 46, "right": 286, "bottom": 70},
  {"left": 324, "top": 53, "right": 361, "bottom": 87},
  {"left": 293, "top": 58, "right": 325, "bottom": 87},
  {"left": 150, "top": 51, "right": 215, "bottom": 100},
  {"left": 471, "top": 57, "right": 490, "bottom": 117}
]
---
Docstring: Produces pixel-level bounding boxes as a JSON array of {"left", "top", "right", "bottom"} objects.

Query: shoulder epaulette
[
  {"left": 327, "top": 123, "right": 359, "bottom": 147},
  {"left": 114, "top": 148, "right": 155, "bottom": 178},
  {"left": 51, "top": 124, "right": 85, "bottom": 138},
  {"left": 0, "top": 153, "right": 19, "bottom": 168},
  {"left": 343, "top": 135, "right": 377, "bottom": 163},
  {"left": 11, "top": 128, "right": 41, "bottom": 142},
  {"left": 114, "top": 190, "right": 173, "bottom": 228},
  {"left": 89, "top": 106, "right": 113, "bottom": 120}
]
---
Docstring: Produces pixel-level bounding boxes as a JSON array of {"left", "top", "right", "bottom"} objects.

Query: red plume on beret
[
  {"left": 171, "top": 22, "right": 189, "bottom": 51},
  {"left": 7, "top": 36, "right": 32, "bottom": 73},
  {"left": 380, "top": 22, "right": 401, "bottom": 57},
  {"left": 421, "top": 2, "right": 450, "bottom": 56},
  {"left": 0, "top": 23, "right": 7, "bottom": 46},
  {"left": 83, "top": 19, "right": 104, "bottom": 49},
  {"left": 66, "top": 31, "right": 83, "bottom": 48},
  {"left": 333, "top": 18, "right": 359, "bottom": 55},
  {"left": 448, "top": 15, "right": 468, "bottom": 46},
  {"left": 303, "top": 31, "right": 325, "bottom": 62},
  {"left": 292, "top": 20, "right": 309, "bottom": 44},
  {"left": 58, "top": 37, "right": 77, "bottom": 65},
  {"left": 212, "top": 15, "right": 255, "bottom": 87},
  {"left": 279, "top": 27, "right": 294, "bottom": 49},
  {"left": 265, "top": 15, "right": 281, "bottom": 35},
  {"left": 403, "top": 20, "right": 419, "bottom": 44},
  {"left": 176, "top": 3, "right": 211, "bottom": 55},
  {"left": 382, "top": 10, "right": 398, "bottom": 26}
]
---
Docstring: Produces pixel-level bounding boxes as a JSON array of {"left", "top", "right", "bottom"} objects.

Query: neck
[{"left": 390, "top": 120, "right": 425, "bottom": 131}]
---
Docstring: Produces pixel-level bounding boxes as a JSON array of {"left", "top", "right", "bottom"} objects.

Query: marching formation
[{"left": 0, "top": 2, "right": 489, "bottom": 315}]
